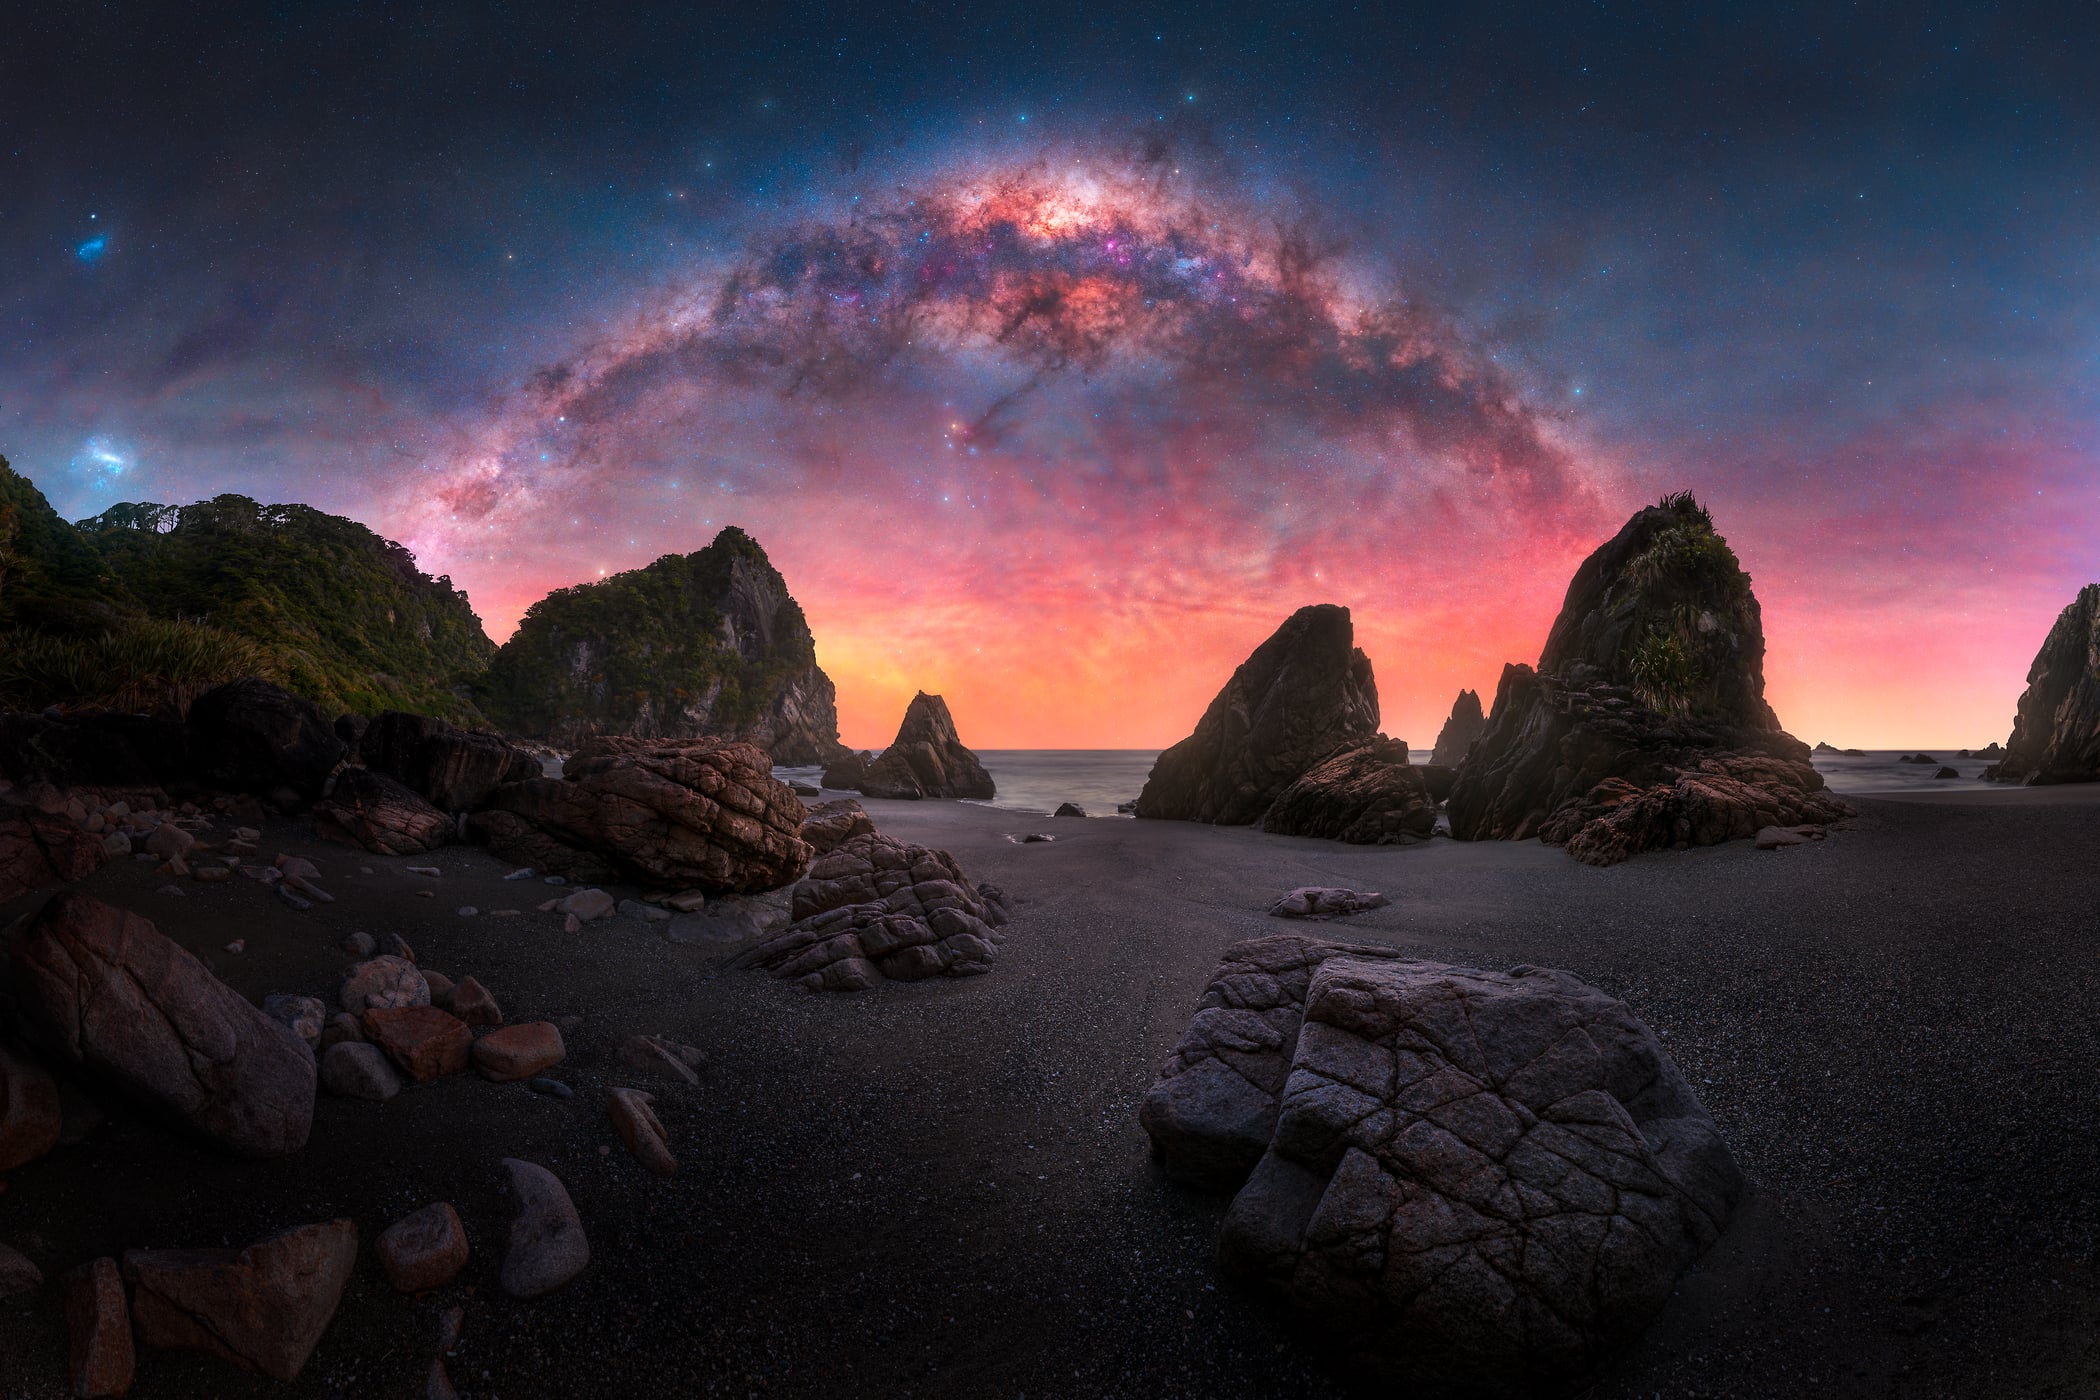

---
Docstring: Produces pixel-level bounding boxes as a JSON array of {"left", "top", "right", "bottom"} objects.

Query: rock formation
[
  {"left": 857, "top": 692, "right": 995, "bottom": 800},
  {"left": 739, "top": 800, "right": 1010, "bottom": 991},
  {"left": 1986, "top": 584, "right": 2100, "bottom": 783},
  {"left": 1136, "top": 605, "right": 1379, "bottom": 826},
  {"left": 478, "top": 525, "right": 850, "bottom": 764},
  {"left": 185, "top": 678, "right": 346, "bottom": 805},
  {"left": 1259, "top": 736, "right": 1435, "bottom": 845},
  {"left": 314, "top": 767, "right": 453, "bottom": 855},
  {"left": 359, "top": 709, "right": 540, "bottom": 810},
  {"left": 1430, "top": 687, "right": 1486, "bottom": 768},
  {"left": 124, "top": 1218, "right": 357, "bottom": 1382},
  {"left": 472, "top": 736, "right": 810, "bottom": 892},
  {"left": 1447, "top": 494, "right": 1848, "bottom": 864},
  {"left": 1143, "top": 935, "right": 1741, "bottom": 1393},
  {"left": 9, "top": 892, "right": 315, "bottom": 1156}
]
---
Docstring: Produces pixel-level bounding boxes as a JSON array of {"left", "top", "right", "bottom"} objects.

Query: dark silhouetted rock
[
  {"left": 125, "top": 1218, "right": 358, "bottom": 1382},
  {"left": 474, "top": 737, "right": 809, "bottom": 892},
  {"left": 1897, "top": 753, "right": 1938, "bottom": 764},
  {"left": 0, "top": 1044, "right": 63, "bottom": 1171},
  {"left": 1934, "top": 765, "right": 1959, "bottom": 779},
  {"left": 1989, "top": 585, "right": 2100, "bottom": 783},
  {"left": 185, "top": 679, "right": 344, "bottom": 804},
  {"left": 739, "top": 830, "right": 1009, "bottom": 991},
  {"left": 0, "top": 711, "right": 192, "bottom": 790},
  {"left": 1415, "top": 762, "right": 1456, "bottom": 803},
  {"left": 333, "top": 712, "right": 370, "bottom": 750},
  {"left": 1260, "top": 736, "right": 1433, "bottom": 845},
  {"left": 858, "top": 693, "right": 995, "bottom": 800},
  {"left": 315, "top": 766, "right": 452, "bottom": 855},
  {"left": 821, "top": 750, "right": 871, "bottom": 790},
  {"left": 1448, "top": 496, "right": 1847, "bottom": 864},
  {"left": 463, "top": 810, "right": 616, "bottom": 885},
  {"left": 1145, "top": 936, "right": 1741, "bottom": 1394},
  {"left": 1430, "top": 688, "right": 1486, "bottom": 768},
  {"left": 0, "top": 1242, "right": 40, "bottom": 1297},
  {"left": 500, "top": 1159, "right": 588, "bottom": 1298},
  {"left": 9, "top": 892, "right": 314, "bottom": 1156},
  {"left": 1136, "top": 605, "right": 1378, "bottom": 826},
  {"left": 361, "top": 710, "right": 541, "bottom": 811},
  {"left": 1054, "top": 802, "right": 1088, "bottom": 817}
]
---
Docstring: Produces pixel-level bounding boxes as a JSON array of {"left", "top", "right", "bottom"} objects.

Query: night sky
[{"left": 6, "top": 2, "right": 2096, "bottom": 748}]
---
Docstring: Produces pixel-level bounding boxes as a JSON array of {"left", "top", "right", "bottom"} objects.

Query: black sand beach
[{"left": 4, "top": 790, "right": 2099, "bottom": 1398}]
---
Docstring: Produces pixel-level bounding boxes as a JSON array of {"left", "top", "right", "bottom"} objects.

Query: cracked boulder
[
  {"left": 473, "top": 736, "right": 808, "bottom": 892},
  {"left": 360, "top": 710, "right": 542, "bottom": 811},
  {"left": 125, "top": 1218, "right": 357, "bottom": 1382},
  {"left": 1144, "top": 936, "right": 1741, "bottom": 1395},
  {"left": 315, "top": 767, "right": 453, "bottom": 856},
  {"left": 738, "top": 829, "right": 1009, "bottom": 991},
  {"left": 8, "top": 891, "right": 315, "bottom": 1156},
  {"left": 1260, "top": 736, "right": 1435, "bottom": 845}
]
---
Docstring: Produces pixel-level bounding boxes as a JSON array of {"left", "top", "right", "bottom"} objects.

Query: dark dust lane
[{"left": 3, "top": 793, "right": 2099, "bottom": 1398}]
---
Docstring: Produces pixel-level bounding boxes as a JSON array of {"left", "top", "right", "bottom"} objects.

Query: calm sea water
[{"left": 779, "top": 745, "right": 2008, "bottom": 812}]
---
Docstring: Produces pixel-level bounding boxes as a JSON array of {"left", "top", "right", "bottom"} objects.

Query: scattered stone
[
  {"left": 194, "top": 865, "right": 231, "bottom": 884},
  {"left": 558, "top": 888, "right": 616, "bottom": 922},
  {"left": 65, "top": 1257, "right": 135, "bottom": 1399},
  {"left": 261, "top": 994, "right": 327, "bottom": 1048},
  {"left": 616, "top": 898, "right": 670, "bottom": 922},
  {"left": 382, "top": 932, "right": 417, "bottom": 961},
  {"left": 318, "top": 1041, "right": 402, "bottom": 1101},
  {"left": 339, "top": 955, "right": 431, "bottom": 1014},
  {"left": 450, "top": 975, "right": 503, "bottom": 1027},
  {"left": 542, "top": 874, "right": 568, "bottom": 885},
  {"left": 415, "top": 889, "right": 435, "bottom": 898},
  {"left": 528, "top": 1077, "right": 573, "bottom": 1099},
  {"left": 284, "top": 873, "right": 332, "bottom": 902},
  {"left": 473, "top": 1023, "right": 565, "bottom": 1082},
  {"left": 489, "top": 908, "right": 520, "bottom": 917},
  {"left": 1053, "top": 802, "right": 1088, "bottom": 817},
  {"left": 1116, "top": 799, "right": 1138, "bottom": 813},
  {"left": 146, "top": 823, "right": 196, "bottom": 860},
  {"left": 504, "top": 867, "right": 536, "bottom": 880},
  {"left": 235, "top": 826, "right": 262, "bottom": 842},
  {"left": 563, "top": 913, "right": 581, "bottom": 933},
  {"left": 277, "top": 886, "right": 313, "bottom": 911},
  {"left": 608, "top": 1088, "right": 677, "bottom": 1176},
  {"left": 125, "top": 1218, "right": 359, "bottom": 1382},
  {"left": 102, "top": 831, "right": 131, "bottom": 857},
  {"left": 319, "top": 1013, "right": 365, "bottom": 1050},
  {"left": 405, "top": 864, "right": 443, "bottom": 877},
  {"left": 376, "top": 1202, "right": 469, "bottom": 1293},
  {"left": 856, "top": 692, "right": 997, "bottom": 799},
  {"left": 1267, "top": 886, "right": 1391, "bottom": 918},
  {"left": 500, "top": 1159, "right": 589, "bottom": 1298},
  {"left": 0, "top": 1241, "right": 41, "bottom": 1297},
  {"left": 8, "top": 892, "right": 314, "bottom": 1156},
  {"left": 739, "top": 831, "right": 1009, "bottom": 991},
  {"left": 1137, "top": 604, "right": 1378, "bottom": 825},
  {"left": 340, "top": 930, "right": 376, "bottom": 956},
  {"left": 155, "top": 882, "right": 186, "bottom": 897},
  {"left": 456, "top": 905, "right": 479, "bottom": 917},
  {"left": 423, "top": 970, "right": 456, "bottom": 1005},
  {"left": 0, "top": 1046, "right": 63, "bottom": 1172},
  {"left": 618, "top": 1035, "right": 704, "bottom": 1086},
  {"left": 364, "top": 1007, "right": 473, "bottom": 1082}
]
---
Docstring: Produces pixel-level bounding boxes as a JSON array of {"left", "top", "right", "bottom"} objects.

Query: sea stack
[
  {"left": 1136, "top": 605, "right": 1379, "bottom": 825},
  {"left": 479, "top": 526, "right": 850, "bottom": 765},
  {"left": 1985, "top": 584, "right": 2100, "bottom": 784},
  {"left": 858, "top": 693, "right": 995, "bottom": 800},
  {"left": 1447, "top": 493, "right": 1848, "bottom": 864},
  {"left": 1429, "top": 688, "right": 1485, "bottom": 768}
]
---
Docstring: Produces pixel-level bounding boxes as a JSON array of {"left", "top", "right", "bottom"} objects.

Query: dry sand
[{"left": 3, "top": 788, "right": 2099, "bottom": 1398}]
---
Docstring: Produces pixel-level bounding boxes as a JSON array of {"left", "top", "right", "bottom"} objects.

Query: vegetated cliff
[
  {"left": 477, "top": 526, "right": 848, "bottom": 763},
  {"left": 0, "top": 457, "right": 492, "bottom": 720}
]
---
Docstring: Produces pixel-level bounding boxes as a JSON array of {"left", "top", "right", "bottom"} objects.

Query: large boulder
[
  {"left": 858, "top": 693, "right": 995, "bottom": 800},
  {"left": 314, "top": 766, "right": 453, "bottom": 855},
  {"left": 1145, "top": 937, "right": 1742, "bottom": 1394},
  {"left": 124, "top": 1218, "right": 357, "bottom": 1381},
  {"left": 1136, "top": 605, "right": 1378, "bottom": 826},
  {"left": 1987, "top": 584, "right": 2100, "bottom": 783},
  {"left": 1447, "top": 496, "right": 1847, "bottom": 863},
  {"left": 739, "top": 828, "right": 1009, "bottom": 991},
  {"left": 360, "top": 709, "right": 541, "bottom": 810},
  {"left": 184, "top": 679, "right": 344, "bottom": 804},
  {"left": 1430, "top": 688, "right": 1486, "bottom": 768},
  {"left": 474, "top": 736, "right": 810, "bottom": 892},
  {"left": 8, "top": 892, "right": 315, "bottom": 1156},
  {"left": 1260, "top": 736, "right": 1435, "bottom": 845}
]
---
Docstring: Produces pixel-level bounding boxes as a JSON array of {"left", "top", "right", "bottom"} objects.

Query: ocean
[{"left": 778, "top": 745, "right": 2006, "bottom": 815}]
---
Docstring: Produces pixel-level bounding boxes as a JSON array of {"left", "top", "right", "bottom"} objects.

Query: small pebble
[
  {"left": 360, "top": 866, "right": 375, "bottom": 874},
  {"left": 155, "top": 884, "right": 185, "bottom": 896},
  {"left": 542, "top": 875, "right": 568, "bottom": 886},
  {"left": 490, "top": 909, "right": 521, "bottom": 918},
  {"left": 278, "top": 886, "right": 313, "bottom": 911},
  {"left": 458, "top": 906, "right": 479, "bottom": 917},
  {"left": 415, "top": 890, "right": 435, "bottom": 899},
  {"left": 504, "top": 868, "right": 536, "bottom": 881},
  {"left": 342, "top": 931, "right": 376, "bottom": 956},
  {"left": 225, "top": 939, "right": 246, "bottom": 954},
  {"left": 529, "top": 1077, "right": 574, "bottom": 1099}
]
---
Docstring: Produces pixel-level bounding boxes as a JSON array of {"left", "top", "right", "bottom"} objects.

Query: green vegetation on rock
[{"left": 0, "top": 457, "right": 493, "bottom": 719}]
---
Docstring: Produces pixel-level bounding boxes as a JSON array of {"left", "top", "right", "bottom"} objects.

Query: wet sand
[{"left": 3, "top": 789, "right": 2099, "bottom": 1398}]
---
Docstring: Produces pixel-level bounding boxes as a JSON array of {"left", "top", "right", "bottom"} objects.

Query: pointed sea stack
[
  {"left": 1429, "top": 688, "right": 1485, "bottom": 768},
  {"left": 858, "top": 693, "right": 995, "bottom": 800},
  {"left": 1447, "top": 493, "right": 1847, "bottom": 864},
  {"left": 1136, "top": 605, "right": 1380, "bottom": 825},
  {"left": 479, "top": 526, "right": 849, "bottom": 765},
  {"left": 1986, "top": 585, "right": 2100, "bottom": 784}
]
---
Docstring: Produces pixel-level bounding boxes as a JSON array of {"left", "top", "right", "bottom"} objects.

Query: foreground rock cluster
[
  {"left": 1136, "top": 605, "right": 1435, "bottom": 845},
  {"left": 1142, "top": 935, "right": 1742, "bottom": 1394},
  {"left": 1448, "top": 495, "right": 1848, "bottom": 864}
]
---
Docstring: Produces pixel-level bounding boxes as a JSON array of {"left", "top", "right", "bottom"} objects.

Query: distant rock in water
[
  {"left": 1986, "top": 585, "right": 2100, "bottom": 784},
  {"left": 1136, "top": 605, "right": 1378, "bottom": 826},
  {"left": 1429, "top": 688, "right": 1485, "bottom": 768},
  {"left": 858, "top": 693, "right": 995, "bottom": 800},
  {"left": 478, "top": 526, "right": 849, "bottom": 766},
  {"left": 1260, "top": 736, "right": 1434, "bottom": 845},
  {"left": 1447, "top": 494, "right": 1849, "bottom": 864}
]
